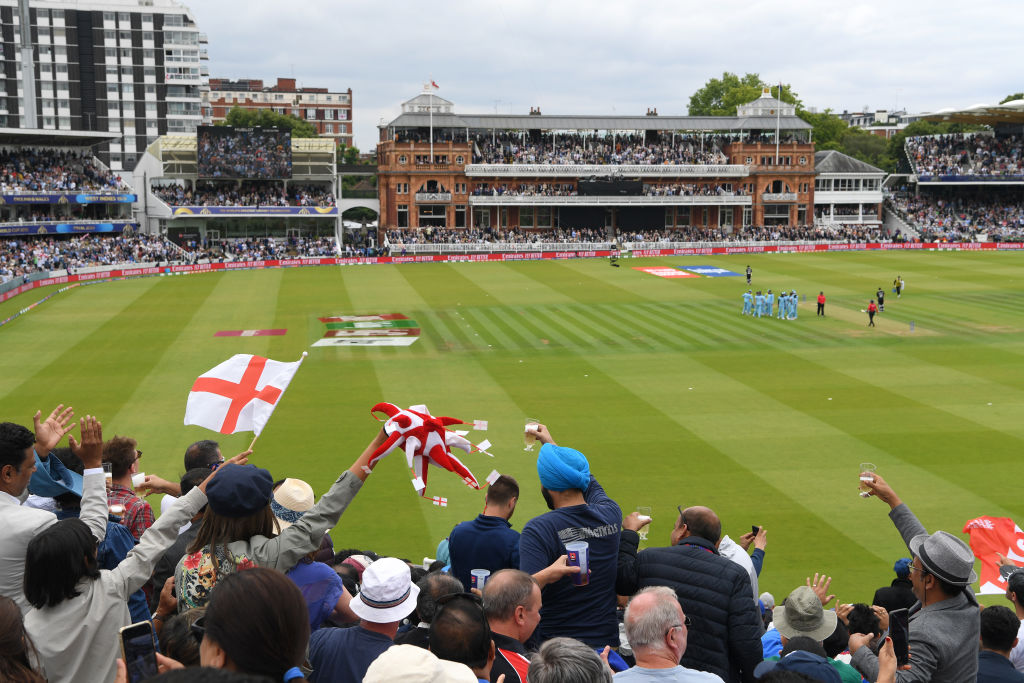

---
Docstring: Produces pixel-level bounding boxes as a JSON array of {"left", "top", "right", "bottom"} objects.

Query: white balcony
[
  {"left": 464, "top": 163, "right": 750, "bottom": 178},
  {"left": 814, "top": 191, "right": 882, "bottom": 204},
  {"left": 468, "top": 194, "right": 752, "bottom": 207},
  {"left": 415, "top": 192, "right": 452, "bottom": 202},
  {"left": 762, "top": 192, "right": 797, "bottom": 202}
]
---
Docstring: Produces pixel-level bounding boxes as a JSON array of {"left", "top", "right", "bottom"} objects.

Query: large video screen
[{"left": 197, "top": 126, "right": 292, "bottom": 179}]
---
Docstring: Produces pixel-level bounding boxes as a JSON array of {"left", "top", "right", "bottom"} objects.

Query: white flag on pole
[{"left": 184, "top": 353, "right": 306, "bottom": 435}]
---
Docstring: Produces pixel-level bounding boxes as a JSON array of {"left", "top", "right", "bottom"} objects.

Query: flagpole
[
  {"left": 775, "top": 82, "right": 782, "bottom": 165},
  {"left": 246, "top": 351, "right": 308, "bottom": 451},
  {"left": 429, "top": 81, "right": 434, "bottom": 164}
]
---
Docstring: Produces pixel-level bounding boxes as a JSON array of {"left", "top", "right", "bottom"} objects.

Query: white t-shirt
[{"left": 1010, "top": 619, "right": 1024, "bottom": 673}]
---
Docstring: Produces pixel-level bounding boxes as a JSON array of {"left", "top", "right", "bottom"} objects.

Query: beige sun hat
[{"left": 271, "top": 478, "right": 314, "bottom": 531}]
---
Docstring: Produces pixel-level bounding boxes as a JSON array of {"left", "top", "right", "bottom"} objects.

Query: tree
[
  {"left": 217, "top": 107, "right": 318, "bottom": 137},
  {"left": 1000, "top": 92, "right": 1024, "bottom": 104},
  {"left": 798, "top": 109, "right": 848, "bottom": 148},
  {"left": 687, "top": 72, "right": 801, "bottom": 116},
  {"left": 337, "top": 144, "right": 362, "bottom": 165}
]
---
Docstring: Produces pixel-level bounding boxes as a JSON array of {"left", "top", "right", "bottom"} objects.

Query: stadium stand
[{"left": 907, "top": 133, "right": 1024, "bottom": 180}]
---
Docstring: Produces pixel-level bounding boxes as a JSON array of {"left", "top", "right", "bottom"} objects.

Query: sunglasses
[
  {"left": 190, "top": 615, "right": 206, "bottom": 645},
  {"left": 677, "top": 505, "right": 688, "bottom": 526}
]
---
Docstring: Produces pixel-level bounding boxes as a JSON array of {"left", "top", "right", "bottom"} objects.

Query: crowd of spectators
[
  {"left": 472, "top": 183, "right": 578, "bottom": 197},
  {"left": 4, "top": 410, "right": 1003, "bottom": 683},
  {"left": 907, "top": 133, "right": 1024, "bottom": 178},
  {"left": 888, "top": 192, "right": 1024, "bottom": 242},
  {"left": 152, "top": 182, "right": 335, "bottom": 208},
  {"left": 644, "top": 183, "right": 744, "bottom": 197},
  {"left": 0, "top": 148, "right": 127, "bottom": 193},
  {"left": 386, "top": 227, "right": 609, "bottom": 246},
  {"left": 473, "top": 133, "right": 729, "bottom": 165},
  {"left": 0, "top": 233, "right": 358, "bottom": 282},
  {"left": 385, "top": 224, "right": 893, "bottom": 247},
  {"left": 0, "top": 234, "right": 173, "bottom": 282}
]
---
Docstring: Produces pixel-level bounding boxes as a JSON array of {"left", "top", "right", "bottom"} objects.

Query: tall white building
[{"left": 0, "top": 0, "right": 209, "bottom": 171}]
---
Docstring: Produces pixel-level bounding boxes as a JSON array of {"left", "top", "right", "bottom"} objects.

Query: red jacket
[
  {"left": 868, "top": 302, "right": 877, "bottom": 313},
  {"left": 817, "top": 294, "right": 826, "bottom": 304}
]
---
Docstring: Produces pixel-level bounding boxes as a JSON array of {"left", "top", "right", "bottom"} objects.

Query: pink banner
[{"left": 0, "top": 243, "right": 1018, "bottom": 306}]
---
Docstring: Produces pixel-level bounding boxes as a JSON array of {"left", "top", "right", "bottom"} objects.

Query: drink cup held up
[
  {"left": 470, "top": 569, "right": 490, "bottom": 590},
  {"left": 524, "top": 419, "right": 540, "bottom": 451},
  {"left": 859, "top": 462, "right": 877, "bottom": 498},
  {"left": 566, "top": 541, "right": 589, "bottom": 586}
]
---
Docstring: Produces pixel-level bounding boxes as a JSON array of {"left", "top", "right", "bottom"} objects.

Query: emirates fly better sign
[{"left": 312, "top": 314, "right": 421, "bottom": 347}]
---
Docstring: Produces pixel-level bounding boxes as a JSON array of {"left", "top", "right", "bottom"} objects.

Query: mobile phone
[
  {"left": 119, "top": 621, "right": 159, "bottom": 683},
  {"left": 751, "top": 525, "right": 760, "bottom": 535},
  {"left": 888, "top": 608, "right": 910, "bottom": 667}
]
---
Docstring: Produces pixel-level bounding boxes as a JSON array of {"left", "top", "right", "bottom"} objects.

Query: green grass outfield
[{"left": 2, "top": 251, "right": 1023, "bottom": 606}]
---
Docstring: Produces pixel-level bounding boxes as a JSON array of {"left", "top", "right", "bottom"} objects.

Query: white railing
[
  {"left": 468, "top": 194, "right": 752, "bottom": 206},
  {"left": 386, "top": 238, "right": 896, "bottom": 255},
  {"left": 414, "top": 192, "right": 452, "bottom": 202},
  {"left": 465, "top": 163, "right": 749, "bottom": 177}
]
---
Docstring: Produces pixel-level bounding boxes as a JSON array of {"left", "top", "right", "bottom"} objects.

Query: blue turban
[
  {"left": 537, "top": 443, "right": 590, "bottom": 491},
  {"left": 894, "top": 557, "right": 912, "bottom": 578}
]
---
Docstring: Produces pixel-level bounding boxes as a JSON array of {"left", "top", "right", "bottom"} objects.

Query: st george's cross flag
[
  {"left": 963, "top": 515, "right": 1024, "bottom": 594},
  {"left": 184, "top": 353, "right": 306, "bottom": 435}
]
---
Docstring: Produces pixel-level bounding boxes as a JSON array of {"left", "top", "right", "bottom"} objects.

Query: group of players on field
[{"left": 741, "top": 266, "right": 905, "bottom": 327}]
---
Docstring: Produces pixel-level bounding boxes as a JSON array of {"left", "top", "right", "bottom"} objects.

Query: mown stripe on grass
[
  {"left": 0, "top": 276, "right": 162, "bottom": 400},
  {"left": 3, "top": 274, "right": 223, "bottom": 419},
  {"left": 698, "top": 345, "right": 1024, "bottom": 514}
]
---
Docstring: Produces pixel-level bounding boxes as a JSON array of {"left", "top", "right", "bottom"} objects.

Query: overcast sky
[{"left": 190, "top": 0, "right": 1023, "bottom": 152}]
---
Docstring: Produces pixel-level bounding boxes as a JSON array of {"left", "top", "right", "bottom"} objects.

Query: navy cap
[{"left": 205, "top": 463, "right": 273, "bottom": 518}]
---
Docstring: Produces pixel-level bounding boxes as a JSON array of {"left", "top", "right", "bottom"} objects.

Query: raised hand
[
  {"left": 863, "top": 471, "right": 902, "bottom": 509},
  {"left": 33, "top": 404, "right": 76, "bottom": 455},
  {"left": 68, "top": 415, "right": 103, "bottom": 469},
  {"left": 806, "top": 572, "right": 836, "bottom": 606},
  {"left": 753, "top": 526, "right": 768, "bottom": 551}
]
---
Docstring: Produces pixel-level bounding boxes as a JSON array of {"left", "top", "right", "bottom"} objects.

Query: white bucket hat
[{"left": 350, "top": 557, "right": 419, "bottom": 623}]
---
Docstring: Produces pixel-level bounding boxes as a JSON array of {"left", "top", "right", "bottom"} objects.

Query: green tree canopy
[
  {"left": 1000, "top": 92, "right": 1024, "bottom": 104},
  {"left": 217, "top": 107, "right": 319, "bottom": 137},
  {"left": 687, "top": 73, "right": 801, "bottom": 116}
]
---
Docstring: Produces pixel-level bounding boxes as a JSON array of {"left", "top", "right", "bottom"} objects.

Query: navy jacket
[
  {"left": 978, "top": 651, "right": 1024, "bottom": 683},
  {"left": 448, "top": 513, "right": 520, "bottom": 591},
  {"left": 616, "top": 530, "right": 763, "bottom": 683}
]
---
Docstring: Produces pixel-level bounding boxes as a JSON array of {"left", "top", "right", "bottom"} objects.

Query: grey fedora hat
[
  {"left": 772, "top": 586, "right": 838, "bottom": 642},
  {"left": 909, "top": 531, "right": 978, "bottom": 586}
]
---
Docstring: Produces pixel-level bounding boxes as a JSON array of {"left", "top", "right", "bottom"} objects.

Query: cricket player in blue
[
  {"left": 776, "top": 291, "right": 786, "bottom": 319},
  {"left": 742, "top": 290, "right": 753, "bottom": 315},
  {"left": 790, "top": 290, "right": 799, "bottom": 319},
  {"left": 754, "top": 291, "right": 764, "bottom": 318},
  {"left": 764, "top": 290, "right": 774, "bottom": 318}
]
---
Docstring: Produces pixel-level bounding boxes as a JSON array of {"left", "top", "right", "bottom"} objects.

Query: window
[
  {"left": 799, "top": 156, "right": 807, "bottom": 165},
  {"left": 519, "top": 206, "right": 534, "bottom": 227},
  {"left": 456, "top": 155, "right": 464, "bottom": 165},
  {"left": 455, "top": 205, "right": 466, "bottom": 228},
  {"left": 397, "top": 205, "right": 408, "bottom": 228},
  {"left": 325, "top": 123, "right": 333, "bottom": 133},
  {"left": 398, "top": 155, "right": 407, "bottom": 165}
]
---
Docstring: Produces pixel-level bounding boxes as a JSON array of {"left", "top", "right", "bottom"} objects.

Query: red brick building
[
  {"left": 376, "top": 88, "right": 818, "bottom": 233},
  {"left": 208, "top": 77, "right": 353, "bottom": 147}
]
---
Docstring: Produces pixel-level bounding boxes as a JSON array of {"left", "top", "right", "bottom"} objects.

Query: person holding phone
[{"left": 850, "top": 471, "right": 981, "bottom": 683}]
